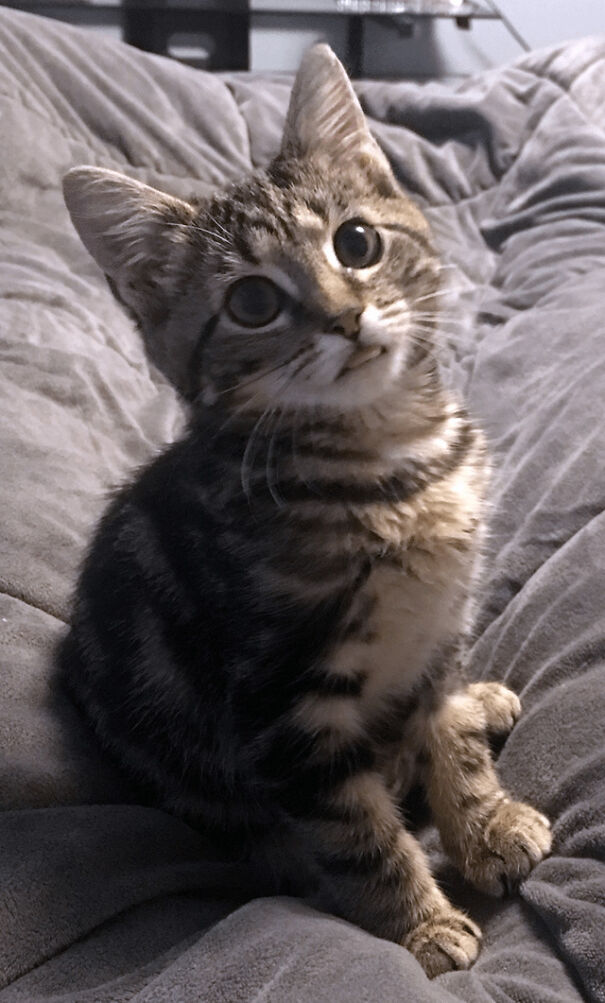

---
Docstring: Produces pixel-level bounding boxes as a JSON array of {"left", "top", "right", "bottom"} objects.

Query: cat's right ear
[
  {"left": 281, "top": 44, "right": 395, "bottom": 188},
  {"left": 63, "top": 166, "right": 196, "bottom": 326}
]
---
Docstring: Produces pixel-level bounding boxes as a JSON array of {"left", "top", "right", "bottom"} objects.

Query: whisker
[
  {"left": 381, "top": 303, "right": 411, "bottom": 319},
  {"left": 412, "top": 327, "right": 456, "bottom": 345},
  {"left": 289, "top": 351, "right": 316, "bottom": 382},
  {"left": 265, "top": 379, "right": 299, "bottom": 508},
  {"left": 203, "top": 211, "right": 234, "bottom": 243},
  {"left": 240, "top": 402, "right": 274, "bottom": 502},
  {"left": 265, "top": 411, "right": 283, "bottom": 507},
  {"left": 245, "top": 362, "right": 305, "bottom": 507},
  {"left": 218, "top": 383, "right": 271, "bottom": 436},
  {"left": 215, "top": 353, "right": 303, "bottom": 398},
  {"left": 296, "top": 350, "right": 321, "bottom": 383},
  {"left": 414, "top": 315, "right": 471, "bottom": 329},
  {"left": 412, "top": 291, "right": 446, "bottom": 307}
]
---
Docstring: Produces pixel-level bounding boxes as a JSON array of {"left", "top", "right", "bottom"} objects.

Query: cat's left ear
[
  {"left": 281, "top": 45, "right": 395, "bottom": 185},
  {"left": 63, "top": 166, "right": 196, "bottom": 326}
]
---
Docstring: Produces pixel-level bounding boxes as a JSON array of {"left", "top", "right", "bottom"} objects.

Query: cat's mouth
[{"left": 339, "top": 344, "right": 386, "bottom": 376}]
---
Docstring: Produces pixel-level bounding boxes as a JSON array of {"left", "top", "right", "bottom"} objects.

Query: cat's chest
[
  {"left": 292, "top": 541, "right": 474, "bottom": 746},
  {"left": 328, "top": 541, "right": 474, "bottom": 707},
  {"left": 353, "top": 557, "right": 465, "bottom": 682}
]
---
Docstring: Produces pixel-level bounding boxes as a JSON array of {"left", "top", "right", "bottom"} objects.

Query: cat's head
[{"left": 63, "top": 45, "right": 440, "bottom": 415}]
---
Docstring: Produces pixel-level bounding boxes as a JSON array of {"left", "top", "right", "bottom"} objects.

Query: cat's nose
[{"left": 328, "top": 308, "right": 362, "bottom": 340}]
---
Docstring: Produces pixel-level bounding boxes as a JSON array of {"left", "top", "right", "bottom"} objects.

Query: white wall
[
  {"left": 251, "top": 1, "right": 605, "bottom": 77},
  {"left": 251, "top": 14, "right": 348, "bottom": 72},
  {"left": 501, "top": 0, "right": 605, "bottom": 47}
]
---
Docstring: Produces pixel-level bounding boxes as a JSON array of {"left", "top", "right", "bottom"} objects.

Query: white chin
[{"left": 289, "top": 347, "right": 404, "bottom": 412}]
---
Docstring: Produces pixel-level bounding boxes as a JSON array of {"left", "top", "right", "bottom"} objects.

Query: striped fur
[{"left": 60, "top": 45, "right": 550, "bottom": 978}]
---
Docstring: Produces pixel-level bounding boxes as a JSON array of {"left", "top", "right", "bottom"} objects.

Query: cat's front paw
[
  {"left": 467, "top": 681, "right": 521, "bottom": 735},
  {"left": 403, "top": 907, "right": 482, "bottom": 978},
  {"left": 465, "top": 799, "right": 552, "bottom": 896}
]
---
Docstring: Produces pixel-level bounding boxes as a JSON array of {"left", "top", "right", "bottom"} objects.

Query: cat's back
[
  {"left": 57, "top": 432, "right": 247, "bottom": 801},
  {"left": 57, "top": 422, "right": 340, "bottom": 824}
]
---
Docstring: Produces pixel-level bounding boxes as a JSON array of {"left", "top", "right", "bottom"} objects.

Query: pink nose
[{"left": 328, "top": 308, "right": 362, "bottom": 340}]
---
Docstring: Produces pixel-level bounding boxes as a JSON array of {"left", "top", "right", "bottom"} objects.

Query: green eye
[
  {"left": 334, "top": 219, "right": 382, "bottom": 269},
  {"left": 225, "top": 277, "right": 282, "bottom": 328}
]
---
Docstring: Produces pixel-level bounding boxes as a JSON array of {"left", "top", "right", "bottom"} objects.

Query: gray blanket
[{"left": 1, "top": 8, "right": 604, "bottom": 1001}]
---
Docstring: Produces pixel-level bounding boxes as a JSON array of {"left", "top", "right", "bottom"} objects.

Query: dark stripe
[
  {"left": 340, "top": 617, "right": 376, "bottom": 643},
  {"left": 293, "top": 441, "right": 371, "bottom": 462},
  {"left": 188, "top": 313, "right": 219, "bottom": 400},
  {"left": 304, "top": 667, "right": 367, "bottom": 698},
  {"left": 275, "top": 421, "right": 475, "bottom": 505},
  {"left": 231, "top": 562, "right": 372, "bottom": 733},
  {"left": 382, "top": 222, "right": 433, "bottom": 252},
  {"left": 458, "top": 727, "right": 487, "bottom": 742},
  {"left": 304, "top": 197, "right": 329, "bottom": 222},
  {"left": 281, "top": 511, "right": 358, "bottom": 535},
  {"left": 253, "top": 218, "right": 281, "bottom": 240},
  {"left": 317, "top": 844, "right": 385, "bottom": 877},
  {"left": 272, "top": 550, "right": 355, "bottom": 584},
  {"left": 267, "top": 159, "right": 295, "bottom": 189},
  {"left": 220, "top": 200, "right": 234, "bottom": 227},
  {"left": 457, "top": 789, "right": 483, "bottom": 812},
  {"left": 272, "top": 213, "right": 295, "bottom": 243},
  {"left": 233, "top": 230, "right": 259, "bottom": 264},
  {"left": 340, "top": 592, "right": 378, "bottom": 641},
  {"left": 369, "top": 692, "right": 421, "bottom": 745},
  {"left": 259, "top": 730, "right": 375, "bottom": 812},
  {"left": 458, "top": 751, "right": 487, "bottom": 775}
]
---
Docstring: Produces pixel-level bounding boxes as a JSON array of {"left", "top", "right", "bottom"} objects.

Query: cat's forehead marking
[{"left": 292, "top": 205, "right": 325, "bottom": 231}]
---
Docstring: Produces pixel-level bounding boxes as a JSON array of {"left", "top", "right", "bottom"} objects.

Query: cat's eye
[
  {"left": 225, "top": 276, "right": 282, "bottom": 328},
  {"left": 333, "top": 219, "right": 382, "bottom": 269}
]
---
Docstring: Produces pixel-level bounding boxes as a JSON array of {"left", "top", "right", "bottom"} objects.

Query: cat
[{"left": 59, "top": 45, "right": 551, "bottom": 978}]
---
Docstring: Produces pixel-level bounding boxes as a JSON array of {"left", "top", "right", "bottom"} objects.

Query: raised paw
[
  {"left": 465, "top": 799, "right": 552, "bottom": 896},
  {"left": 404, "top": 907, "right": 482, "bottom": 979},
  {"left": 467, "top": 681, "right": 521, "bottom": 736}
]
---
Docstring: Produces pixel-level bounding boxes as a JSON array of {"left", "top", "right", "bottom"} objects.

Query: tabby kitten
[{"left": 60, "top": 45, "right": 551, "bottom": 978}]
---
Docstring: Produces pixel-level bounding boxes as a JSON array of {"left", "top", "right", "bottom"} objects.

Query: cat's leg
[
  {"left": 300, "top": 770, "right": 482, "bottom": 977},
  {"left": 423, "top": 685, "right": 551, "bottom": 896}
]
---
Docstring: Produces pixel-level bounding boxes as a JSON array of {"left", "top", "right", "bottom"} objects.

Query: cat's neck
[
  {"left": 198, "top": 360, "right": 456, "bottom": 460},
  {"left": 333, "top": 365, "right": 454, "bottom": 450},
  {"left": 190, "top": 361, "right": 469, "bottom": 518}
]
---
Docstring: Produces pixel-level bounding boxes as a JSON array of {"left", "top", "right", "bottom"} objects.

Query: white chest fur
[
  {"left": 290, "top": 431, "right": 487, "bottom": 743},
  {"left": 331, "top": 543, "right": 474, "bottom": 710},
  {"left": 293, "top": 540, "right": 477, "bottom": 745}
]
